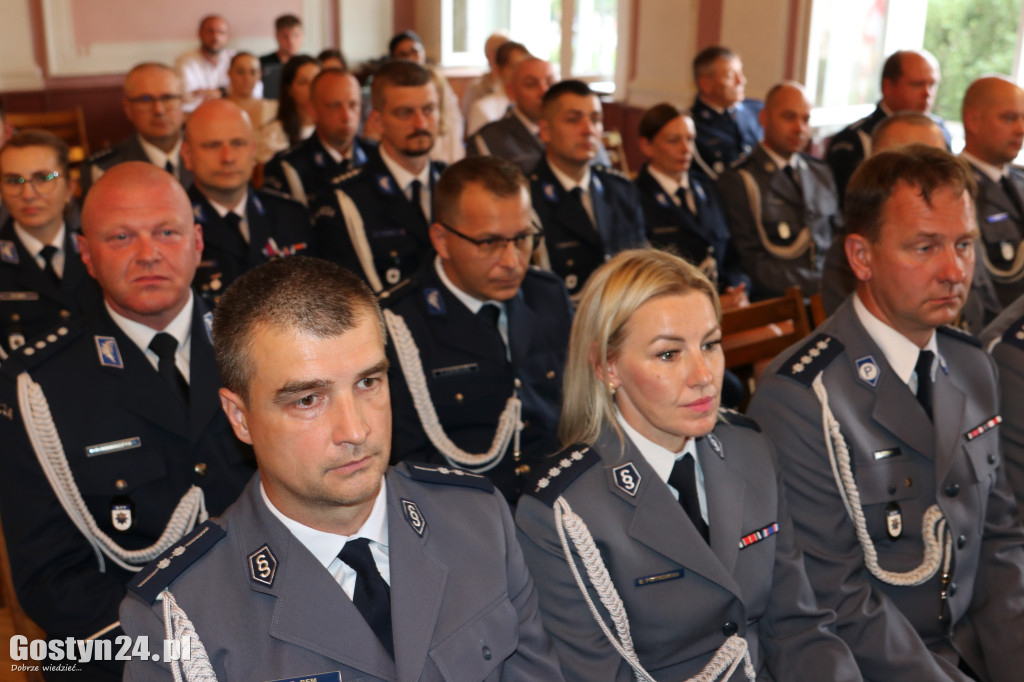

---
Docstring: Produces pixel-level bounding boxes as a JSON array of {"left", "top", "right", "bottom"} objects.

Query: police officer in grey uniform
[
  {"left": 516, "top": 249, "right": 860, "bottom": 681},
  {"left": 981, "top": 294, "right": 1024, "bottom": 510},
  {"left": 182, "top": 99, "right": 311, "bottom": 307},
  {"left": 749, "top": 146, "right": 1024, "bottom": 681},
  {"left": 717, "top": 82, "right": 839, "bottom": 300},
  {"left": 118, "top": 256, "right": 564, "bottom": 681},
  {"left": 961, "top": 76, "right": 1024, "bottom": 310},
  {"left": 530, "top": 80, "right": 646, "bottom": 297},
  {"left": 262, "top": 69, "right": 370, "bottom": 207},
  {"left": 0, "top": 131, "right": 100, "bottom": 361},
  {"left": 381, "top": 157, "right": 572, "bottom": 504},
  {"left": 81, "top": 63, "right": 193, "bottom": 195},
  {"left": 311, "top": 61, "right": 447, "bottom": 293},
  {"left": 0, "top": 163, "right": 254, "bottom": 681}
]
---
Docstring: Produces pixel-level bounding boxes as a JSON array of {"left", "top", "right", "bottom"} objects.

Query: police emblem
[
  {"left": 656, "top": 192, "right": 670, "bottom": 208},
  {"left": 386, "top": 267, "right": 401, "bottom": 285},
  {"left": 94, "top": 336, "right": 124, "bottom": 368},
  {"left": 248, "top": 544, "right": 278, "bottom": 587},
  {"left": 612, "top": 463, "right": 642, "bottom": 496},
  {"left": 885, "top": 502, "right": 903, "bottom": 540},
  {"left": 543, "top": 183, "right": 558, "bottom": 203},
  {"left": 0, "top": 240, "right": 19, "bottom": 264},
  {"left": 203, "top": 311, "right": 214, "bottom": 344},
  {"left": 402, "top": 499, "right": 426, "bottom": 536},
  {"left": 192, "top": 204, "right": 205, "bottom": 222},
  {"left": 856, "top": 355, "right": 879, "bottom": 387},
  {"left": 706, "top": 433, "right": 723, "bottom": 456},
  {"left": 376, "top": 175, "right": 395, "bottom": 195},
  {"left": 565, "top": 274, "right": 578, "bottom": 291},
  {"left": 777, "top": 221, "right": 792, "bottom": 240},
  {"left": 111, "top": 498, "right": 134, "bottom": 532},
  {"left": 424, "top": 288, "right": 446, "bottom": 315}
]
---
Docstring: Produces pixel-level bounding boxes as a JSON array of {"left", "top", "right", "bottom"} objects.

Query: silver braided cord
[
  {"left": 17, "top": 372, "right": 209, "bottom": 573},
  {"left": 160, "top": 590, "right": 217, "bottom": 682},
  {"left": 812, "top": 374, "right": 952, "bottom": 586},
  {"left": 384, "top": 309, "right": 521, "bottom": 472},
  {"left": 554, "top": 497, "right": 755, "bottom": 682}
]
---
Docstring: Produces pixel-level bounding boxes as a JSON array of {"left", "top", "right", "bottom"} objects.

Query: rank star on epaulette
[
  {"left": 778, "top": 334, "right": 844, "bottom": 387},
  {"left": 526, "top": 446, "right": 599, "bottom": 506},
  {"left": 129, "top": 521, "right": 226, "bottom": 603},
  {"left": 965, "top": 415, "right": 1002, "bottom": 441}
]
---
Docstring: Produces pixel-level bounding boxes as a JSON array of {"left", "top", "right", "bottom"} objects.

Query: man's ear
[
  {"left": 429, "top": 222, "right": 449, "bottom": 258},
  {"left": 538, "top": 118, "right": 551, "bottom": 145},
  {"left": 219, "top": 387, "right": 254, "bottom": 445},
  {"left": 845, "top": 233, "right": 873, "bottom": 282}
]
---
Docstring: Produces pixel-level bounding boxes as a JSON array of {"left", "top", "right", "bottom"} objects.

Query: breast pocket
[
  {"left": 429, "top": 595, "right": 518, "bottom": 681},
  {"left": 856, "top": 456, "right": 927, "bottom": 554}
]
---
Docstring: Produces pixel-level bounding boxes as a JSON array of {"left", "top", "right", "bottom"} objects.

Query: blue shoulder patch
[
  {"left": 718, "top": 408, "right": 761, "bottom": 432},
  {"left": 525, "top": 445, "right": 600, "bottom": 507},
  {"left": 776, "top": 333, "right": 844, "bottom": 387},
  {"left": 937, "top": 324, "right": 982, "bottom": 348},
  {"left": 405, "top": 463, "right": 494, "bottom": 492},
  {"left": 999, "top": 313, "right": 1024, "bottom": 352},
  {"left": 128, "top": 520, "right": 226, "bottom": 604}
]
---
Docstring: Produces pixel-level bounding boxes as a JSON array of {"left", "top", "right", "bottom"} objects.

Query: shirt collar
[
  {"left": 615, "top": 407, "right": 697, "bottom": 484},
  {"left": 207, "top": 190, "right": 249, "bottom": 219},
  {"left": 960, "top": 151, "right": 1006, "bottom": 184},
  {"left": 316, "top": 134, "right": 352, "bottom": 164},
  {"left": 260, "top": 478, "right": 390, "bottom": 570},
  {"left": 548, "top": 159, "right": 591, "bottom": 194},
  {"left": 137, "top": 133, "right": 182, "bottom": 170},
  {"left": 511, "top": 106, "right": 540, "bottom": 136},
  {"left": 13, "top": 222, "right": 66, "bottom": 258},
  {"left": 759, "top": 142, "right": 798, "bottom": 171},
  {"left": 433, "top": 254, "right": 503, "bottom": 314},
  {"left": 379, "top": 145, "right": 431, "bottom": 193},
  {"left": 646, "top": 164, "right": 687, "bottom": 196},
  {"left": 105, "top": 290, "right": 194, "bottom": 355},
  {"left": 853, "top": 292, "right": 938, "bottom": 385}
]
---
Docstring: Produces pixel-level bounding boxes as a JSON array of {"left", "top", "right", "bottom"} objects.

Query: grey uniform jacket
[
  {"left": 120, "top": 466, "right": 564, "bottom": 682},
  {"left": 969, "top": 164, "right": 1024, "bottom": 310},
  {"left": 748, "top": 298, "right": 1024, "bottom": 681},
  {"left": 980, "top": 295, "right": 1024, "bottom": 509},
  {"left": 716, "top": 146, "right": 839, "bottom": 300},
  {"left": 80, "top": 134, "right": 192, "bottom": 195},
  {"left": 515, "top": 418, "right": 861, "bottom": 682}
]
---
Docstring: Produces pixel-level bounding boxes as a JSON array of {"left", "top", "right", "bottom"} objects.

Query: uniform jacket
[
  {"left": 80, "top": 134, "right": 193, "bottom": 195},
  {"left": 515, "top": 419, "right": 861, "bottom": 682},
  {"left": 467, "top": 111, "right": 612, "bottom": 176},
  {"left": 748, "top": 298, "right": 1024, "bottom": 681},
  {"left": 120, "top": 468, "right": 565, "bottom": 682},
  {"left": 980, "top": 295, "right": 1024, "bottom": 511},
  {"left": 826, "top": 104, "right": 952, "bottom": 204},
  {"left": 0, "top": 298, "right": 255, "bottom": 647},
  {"left": 188, "top": 185, "right": 312, "bottom": 308},
  {"left": 0, "top": 218, "right": 101, "bottom": 359},
  {"left": 716, "top": 145, "right": 839, "bottom": 300},
  {"left": 968, "top": 163, "right": 1024, "bottom": 309},
  {"left": 311, "top": 145, "right": 446, "bottom": 292},
  {"left": 691, "top": 97, "right": 763, "bottom": 178},
  {"left": 380, "top": 263, "right": 573, "bottom": 503},
  {"left": 529, "top": 158, "right": 647, "bottom": 297},
  {"left": 634, "top": 164, "right": 749, "bottom": 292},
  {"left": 262, "top": 134, "right": 371, "bottom": 206}
]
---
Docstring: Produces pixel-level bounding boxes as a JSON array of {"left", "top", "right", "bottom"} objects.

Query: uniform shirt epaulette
[
  {"left": 594, "top": 164, "right": 630, "bottom": 181},
  {"left": 998, "top": 314, "right": 1024, "bottom": 352},
  {"left": 728, "top": 154, "right": 752, "bottom": 171},
  {"left": 937, "top": 324, "right": 982, "bottom": 348},
  {"left": 403, "top": 462, "right": 494, "bottom": 492},
  {"left": 83, "top": 146, "right": 117, "bottom": 165},
  {"left": 524, "top": 444, "right": 600, "bottom": 507},
  {"left": 12, "top": 321, "right": 85, "bottom": 371},
  {"left": 377, "top": 277, "right": 416, "bottom": 306},
  {"left": 331, "top": 166, "right": 364, "bottom": 186},
  {"left": 776, "top": 333, "right": 844, "bottom": 387},
  {"left": 800, "top": 153, "right": 830, "bottom": 169},
  {"left": 258, "top": 187, "right": 305, "bottom": 206},
  {"left": 128, "top": 520, "right": 226, "bottom": 604},
  {"left": 718, "top": 408, "right": 761, "bottom": 431}
]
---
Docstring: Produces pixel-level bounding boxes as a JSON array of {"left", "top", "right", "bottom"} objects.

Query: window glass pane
[
  {"left": 809, "top": 1, "right": 890, "bottom": 108},
  {"left": 510, "top": 0, "right": 561, "bottom": 67},
  {"left": 572, "top": 0, "right": 618, "bottom": 78}
]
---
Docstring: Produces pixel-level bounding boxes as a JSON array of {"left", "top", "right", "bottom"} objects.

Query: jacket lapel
[
  {"left": 537, "top": 161, "right": 602, "bottom": 249},
  {"left": 244, "top": 190, "right": 271, "bottom": 266},
  {"left": 699, "top": 434, "right": 745, "bottom": 575},
  {"left": 506, "top": 288, "right": 535, "bottom": 368},
  {"left": 932, "top": 353, "right": 967, "bottom": 484},
  {"left": 187, "top": 299, "right": 221, "bottom": 445}
]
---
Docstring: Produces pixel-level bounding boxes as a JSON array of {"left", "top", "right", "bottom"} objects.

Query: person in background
[
  {"left": 317, "top": 48, "right": 348, "bottom": 72},
  {"left": 175, "top": 15, "right": 260, "bottom": 113},
  {"left": 260, "top": 55, "right": 321, "bottom": 162},
  {"left": 461, "top": 31, "right": 510, "bottom": 123},
  {"left": 226, "top": 52, "right": 279, "bottom": 149},
  {"left": 465, "top": 41, "right": 531, "bottom": 137},
  {"left": 260, "top": 14, "right": 304, "bottom": 100},
  {"left": 690, "top": 46, "right": 762, "bottom": 179}
]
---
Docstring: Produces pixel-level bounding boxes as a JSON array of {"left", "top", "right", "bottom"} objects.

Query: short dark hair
[
  {"left": 871, "top": 111, "right": 941, "bottom": 146},
  {"left": 275, "top": 14, "right": 302, "bottom": 31},
  {"left": 638, "top": 103, "right": 687, "bottom": 140},
  {"left": 317, "top": 48, "right": 348, "bottom": 71},
  {"left": 881, "top": 50, "right": 907, "bottom": 84},
  {"left": 0, "top": 129, "right": 71, "bottom": 177},
  {"left": 434, "top": 156, "right": 528, "bottom": 226},
  {"left": 388, "top": 30, "right": 422, "bottom": 57},
  {"left": 370, "top": 60, "right": 432, "bottom": 111},
  {"left": 541, "top": 79, "right": 595, "bottom": 117},
  {"left": 693, "top": 46, "right": 737, "bottom": 82},
  {"left": 495, "top": 41, "right": 528, "bottom": 68},
  {"left": 229, "top": 51, "right": 257, "bottom": 69},
  {"left": 213, "top": 257, "right": 384, "bottom": 404},
  {"left": 845, "top": 144, "right": 977, "bottom": 242}
]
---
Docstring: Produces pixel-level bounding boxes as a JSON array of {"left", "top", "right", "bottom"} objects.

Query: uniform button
[
  {"left": 481, "top": 645, "right": 492, "bottom": 660},
  {"left": 988, "top": 453, "right": 997, "bottom": 465},
  {"left": 455, "top": 393, "right": 464, "bottom": 403},
  {"left": 57, "top": 326, "right": 68, "bottom": 336},
  {"left": 945, "top": 483, "right": 960, "bottom": 497},
  {"left": 546, "top": 370, "right": 556, "bottom": 380},
  {"left": 887, "top": 485, "right": 897, "bottom": 495},
  {"left": 721, "top": 621, "right": 738, "bottom": 636},
  {"left": 115, "top": 479, "right": 128, "bottom": 492},
  {"left": 566, "top": 259, "right": 575, "bottom": 267},
  {"left": 193, "top": 463, "right": 208, "bottom": 477},
  {"left": 948, "top": 581, "right": 958, "bottom": 597},
  {"left": 957, "top": 534, "right": 967, "bottom": 549}
]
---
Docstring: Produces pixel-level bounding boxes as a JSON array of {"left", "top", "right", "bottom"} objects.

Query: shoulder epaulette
[
  {"left": 258, "top": 187, "right": 305, "bottom": 206},
  {"left": 800, "top": 152, "right": 829, "bottom": 169},
  {"left": 998, "top": 313, "right": 1024, "bottom": 352},
  {"left": 404, "top": 463, "right": 494, "bottom": 492},
  {"left": 728, "top": 155, "right": 752, "bottom": 171},
  {"left": 524, "top": 445, "right": 600, "bottom": 507},
  {"left": 776, "top": 333, "right": 844, "bottom": 387},
  {"left": 83, "top": 146, "right": 117, "bottom": 165},
  {"left": 377, "top": 277, "right": 415, "bottom": 306},
  {"left": 718, "top": 408, "right": 761, "bottom": 432},
  {"left": 13, "top": 321, "right": 85, "bottom": 370},
  {"left": 594, "top": 165, "right": 630, "bottom": 181},
  {"left": 331, "top": 166, "right": 364, "bottom": 186},
  {"left": 937, "top": 324, "right": 982, "bottom": 348},
  {"left": 128, "top": 520, "right": 226, "bottom": 603}
]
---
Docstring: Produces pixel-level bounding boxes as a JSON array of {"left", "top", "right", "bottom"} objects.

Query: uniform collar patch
[
  {"left": 0, "top": 240, "right": 19, "bottom": 264},
  {"left": 252, "top": 194, "right": 264, "bottom": 216},
  {"left": 354, "top": 145, "right": 367, "bottom": 166},
  {"left": 203, "top": 311, "right": 214, "bottom": 344},
  {"left": 656, "top": 192, "right": 670, "bottom": 208},
  {"left": 376, "top": 175, "right": 395, "bottom": 195},
  {"left": 543, "top": 183, "right": 558, "bottom": 203},
  {"left": 856, "top": 355, "right": 880, "bottom": 387},
  {"left": 401, "top": 499, "right": 426, "bottom": 536},
  {"left": 694, "top": 183, "right": 706, "bottom": 201},
  {"left": 248, "top": 544, "right": 278, "bottom": 587},
  {"left": 94, "top": 335, "right": 124, "bottom": 368},
  {"left": 314, "top": 151, "right": 325, "bottom": 167},
  {"left": 592, "top": 174, "right": 603, "bottom": 194},
  {"left": 705, "top": 433, "right": 723, "bottom": 457},
  {"left": 612, "top": 462, "right": 641, "bottom": 497},
  {"left": 424, "top": 287, "right": 446, "bottom": 315},
  {"left": 192, "top": 203, "right": 205, "bottom": 222}
]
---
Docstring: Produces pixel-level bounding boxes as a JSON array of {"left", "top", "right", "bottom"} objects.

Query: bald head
[
  {"left": 872, "top": 112, "right": 946, "bottom": 154},
  {"left": 82, "top": 162, "right": 191, "bottom": 235},
  {"left": 760, "top": 82, "right": 811, "bottom": 157},
  {"left": 962, "top": 76, "right": 1024, "bottom": 166},
  {"left": 508, "top": 58, "right": 557, "bottom": 122},
  {"left": 881, "top": 50, "right": 940, "bottom": 114},
  {"left": 182, "top": 99, "right": 257, "bottom": 205}
]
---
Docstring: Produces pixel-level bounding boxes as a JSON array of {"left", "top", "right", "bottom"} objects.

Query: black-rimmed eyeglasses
[
  {"left": 0, "top": 171, "right": 63, "bottom": 196},
  {"left": 438, "top": 221, "right": 543, "bottom": 257}
]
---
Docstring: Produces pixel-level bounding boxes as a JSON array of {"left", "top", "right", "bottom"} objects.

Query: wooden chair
[
  {"left": 601, "top": 129, "right": 630, "bottom": 176},
  {"left": 721, "top": 285, "right": 811, "bottom": 373},
  {"left": 0, "top": 513, "right": 46, "bottom": 682},
  {"left": 809, "top": 292, "right": 828, "bottom": 327},
  {"left": 6, "top": 107, "right": 90, "bottom": 163}
]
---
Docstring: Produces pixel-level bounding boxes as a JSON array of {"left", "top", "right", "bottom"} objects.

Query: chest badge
[
  {"left": 856, "top": 355, "right": 880, "bottom": 387},
  {"left": 777, "top": 221, "right": 792, "bottom": 240},
  {"left": 111, "top": 497, "right": 135, "bottom": 532},
  {"left": 885, "top": 502, "right": 903, "bottom": 540},
  {"left": 612, "top": 462, "right": 642, "bottom": 497},
  {"left": 402, "top": 499, "right": 426, "bottom": 536}
]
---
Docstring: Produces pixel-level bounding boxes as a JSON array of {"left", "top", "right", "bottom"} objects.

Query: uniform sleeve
[
  {"left": 515, "top": 495, "right": 635, "bottom": 682},
  {"left": 119, "top": 592, "right": 175, "bottom": 681},
  {"left": 747, "top": 376, "right": 973, "bottom": 681},
  {"left": 993, "top": 343, "right": 1024, "bottom": 507}
]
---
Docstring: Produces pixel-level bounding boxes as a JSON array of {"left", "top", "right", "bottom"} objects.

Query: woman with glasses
[
  {"left": 515, "top": 249, "right": 862, "bottom": 681},
  {"left": 380, "top": 157, "right": 572, "bottom": 506}
]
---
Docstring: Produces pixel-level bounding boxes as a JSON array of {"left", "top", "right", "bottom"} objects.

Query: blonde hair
[{"left": 559, "top": 249, "right": 721, "bottom": 448}]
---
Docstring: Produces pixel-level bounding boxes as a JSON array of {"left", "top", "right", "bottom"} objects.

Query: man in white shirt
[{"left": 175, "top": 14, "right": 261, "bottom": 113}]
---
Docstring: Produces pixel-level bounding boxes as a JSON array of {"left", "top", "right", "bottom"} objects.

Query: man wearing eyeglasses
[
  {"left": 0, "top": 130, "right": 101, "bottom": 360},
  {"left": 380, "top": 157, "right": 573, "bottom": 504},
  {"left": 81, "top": 63, "right": 192, "bottom": 195}
]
